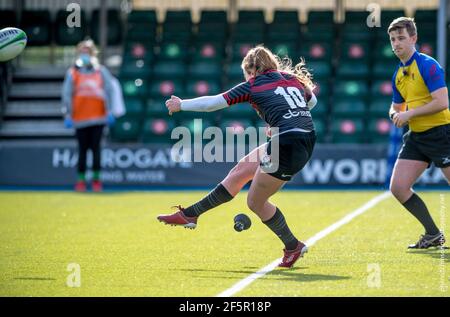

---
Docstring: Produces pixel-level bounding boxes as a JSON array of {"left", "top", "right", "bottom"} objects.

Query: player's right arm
[{"left": 165, "top": 82, "right": 251, "bottom": 115}]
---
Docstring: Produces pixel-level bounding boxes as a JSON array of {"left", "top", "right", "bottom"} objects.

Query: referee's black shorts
[
  {"left": 260, "top": 130, "right": 316, "bottom": 181},
  {"left": 398, "top": 123, "right": 450, "bottom": 168}
]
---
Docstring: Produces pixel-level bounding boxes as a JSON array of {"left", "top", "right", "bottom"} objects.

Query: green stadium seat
[
  {"left": 111, "top": 117, "right": 141, "bottom": 142},
  {"left": 302, "top": 24, "right": 334, "bottom": 41},
  {"left": 312, "top": 81, "right": 330, "bottom": 99},
  {"left": 381, "top": 10, "right": 406, "bottom": 26},
  {"left": 188, "top": 61, "right": 222, "bottom": 79},
  {"left": 331, "top": 119, "right": 364, "bottom": 143},
  {"left": 311, "top": 99, "right": 328, "bottom": 119},
  {"left": 313, "top": 118, "right": 327, "bottom": 142},
  {"left": 142, "top": 118, "right": 176, "bottom": 143},
  {"left": 191, "top": 43, "right": 224, "bottom": 62},
  {"left": 334, "top": 80, "right": 369, "bottom": 98},
  {"left": 340, "top": 42, "right": 370, "bottom": 61},
  {"left": 123, "top": 41, "right": 154, "bottom": 62},
  {"left": 91, "top": 9, "right": 122, "bottom": 45},
  {"left": 373, "top": 43, "right": 396, "bottom": 61},
  {"left": 308, "top": 61, "right": 332, "bottom": 79},
  {"left": 336, "top": 61, "right": 370, "bottom": 79},
  {"left": 268, "top": 42, "right": 297, "bottom": 59},
  {"left": 146, "top": 98, "right": 168, "bottom": 116},
  {"left": 120, "top": 59, "right": 152, "bottom": 78},
  {"left": 414, "top": 9, "right": 437, "bottom": 25},
  {"left": 124, "top": 98, "right": 145, "bottom": 117},
  {"left": 267, "top": 24, "right": 300, "bottom": 43},
  {"left": 0, "top": 10, "right": 18, "bottom": 29},
  {"left": 299, "top": 42, "right": 333, "bottom": 61},
  {"left": 120, "top": 78, "right": 149, "bottom": 98},
  {"left": 307, "top": 10, "right": 334, "bottom": 25},
  {"left": 332, "top": 98, "right": 366, "bottom": 118},
  {"left": 150, "top": 80, "right": 184, "bottom": 98},
  {"left": 165, "top": 10, "right": 192, "bottom": 24},
  {"left": 226, "top": 61, "right": 245, "bottom": 81},
  {"left": 186, "top": 80, "right": 221, "bottom": 97},
  {"left": 417, "top": 41, "right": 436, "bottom": 57},
  {"left": 368, "top": 98, "right": 391, "bottom": 118},
  {"left": 371, "top": 80, "right": 393, "bottom": 99},
  {"left": 55, "top": 9, "right": 87, "bottom": 45},
  {"left": 231, "top": 42, "right": 257, "bottom": 61},
  {"left": 273, "top": 10, "right": 299, "bottom": 25},
  {"left": 128, "top": 10, "right": 157, "bottom": 24},
  {"left": 341, "top": 24, "right": 373, "bottom": 42},
  {"left": 20, "top": 10, "right": 52, "bottom": 46},
  {"left": 233, "top": 23, "right": 265, "bottom": 43},
  {"left": 153, "top": 61, "right": 187, "bottom": 79},
  {"left": 344, "top": 10, "right": 368, "bottom": 24},
  {"left": 158, "top": 42, "right": 188, "bottom": 61},
  {"left": 368, "top": 118, "right": 391, "bottom": 143},
  {"left": 196, "top": 23, "right": 227, "bottom": 43},
  {"left": 373, "top": 60, "right": 398, "bottom": 79},
  {"left": 161, "top": 23, "right": 192, "bottom": 43},
  {"left": 126, "top": 10, "right": 157, "bottom": 42},
  {"left": 238, "top": 10, "right": 265, "bottom": 24},
  {"left": 200, "top": 10, "right": 227, "bottom": 24}
]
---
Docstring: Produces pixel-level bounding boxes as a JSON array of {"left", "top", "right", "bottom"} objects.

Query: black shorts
[
  {"left": 260, "top": 131, "right": 316, "bottom": 181},
  {"left": 398, "top": 123, "right": 450, "bottom": 168}
]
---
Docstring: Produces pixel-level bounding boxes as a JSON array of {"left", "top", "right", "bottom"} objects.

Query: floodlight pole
[
  {"left": 436, "top": 0, "right": 447, "bottom": 70},
  {"left": 99, "top": 0, "right": 108, "bottom": 65}
]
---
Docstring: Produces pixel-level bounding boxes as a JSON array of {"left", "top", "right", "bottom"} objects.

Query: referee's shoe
[{"left": 408, "top": 232, "right": 446, "bottom": 249}]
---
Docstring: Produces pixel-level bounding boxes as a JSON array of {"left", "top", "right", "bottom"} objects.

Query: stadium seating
[
  {"left": 55, "top": 9, "right": 88, "bottom": 45},
  {"left": 91, "top": 9, "right": 123, "bottom": 45},
  {"left": 20, "top": 10, "right": 52, "bottom": 46}
]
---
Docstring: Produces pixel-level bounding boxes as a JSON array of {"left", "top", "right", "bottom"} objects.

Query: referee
[{"left": 388, "top": 17, "right": 450, "bottom": 249}]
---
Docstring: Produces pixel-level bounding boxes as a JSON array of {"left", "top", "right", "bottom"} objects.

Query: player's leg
[
  {"left": 157, "top": 144, "right": 263, "bottom": 227},
  {"left": 90, "top": 125, "right": 104, "bottom": 192},
  {"left": 247, "top": 167, "right": 307, "bottom": 268},
  {"left": 75, "top": 127, "right": 89, "bottom": 192},
  {"left": 390, "top": 159, "right": 443, "bottom": 247},
  {"left": 440, "top": 166, "right": 450, "bottom": 185}
]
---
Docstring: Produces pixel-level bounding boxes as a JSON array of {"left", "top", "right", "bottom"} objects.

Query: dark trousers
[{"left": 75, "top": 124, "right": 104, "bottom": 174}]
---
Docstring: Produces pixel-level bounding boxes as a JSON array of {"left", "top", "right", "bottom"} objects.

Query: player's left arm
[{"left": 394, "top": 58, "right": 448, "bottom": 127}]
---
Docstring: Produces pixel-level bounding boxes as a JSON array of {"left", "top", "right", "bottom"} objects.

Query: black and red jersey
[{"left": 222, "top": 69, "right": 315, "bottom": 133}]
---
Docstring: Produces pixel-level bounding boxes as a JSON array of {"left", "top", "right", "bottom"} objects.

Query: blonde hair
[
  {"left": 241, "top": 45, "right": 315, "bottom": 90},
  {"left": 76, "top": 39, "right": 99, "bottom": 57},
  {"left": 387, "top": 17, "right": 417, "bottom": 37}
]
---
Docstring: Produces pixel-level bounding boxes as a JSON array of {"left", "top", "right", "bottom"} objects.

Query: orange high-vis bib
[{"left": 70, "top": 67, "right": 107, "bottom": 122}]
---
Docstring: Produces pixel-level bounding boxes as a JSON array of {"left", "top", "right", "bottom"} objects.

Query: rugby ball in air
[{"left": 0, "top": 27, "right": 27, "bottom": 62}]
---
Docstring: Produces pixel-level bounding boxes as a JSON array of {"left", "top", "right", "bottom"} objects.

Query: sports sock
[
  {"left": 263, "top": 208, "right": 299, "bottom": 251},
  {"left": 182, "top": 183, "right": 234, "bottom": 217},
  {"left": 402, "top": 193, "right": 439, "bottom": 235}
]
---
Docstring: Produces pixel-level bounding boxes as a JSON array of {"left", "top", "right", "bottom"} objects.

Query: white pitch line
[{"left": 216, "top": 191, "right": 391, "bottom": 297}]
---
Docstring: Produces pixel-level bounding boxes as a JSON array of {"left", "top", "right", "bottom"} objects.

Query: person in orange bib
[{"left": 62, "top": 39, "right": 115, "bottom": 192}]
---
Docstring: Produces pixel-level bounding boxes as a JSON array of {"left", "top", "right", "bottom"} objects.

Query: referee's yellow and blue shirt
[{"left": 392, "top": 50, "right": 450, "bottom": 132}]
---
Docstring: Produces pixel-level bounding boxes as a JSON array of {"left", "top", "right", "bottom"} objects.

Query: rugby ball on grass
[{"left": 0, "top": 27, "right": 27, "bottom": 62}]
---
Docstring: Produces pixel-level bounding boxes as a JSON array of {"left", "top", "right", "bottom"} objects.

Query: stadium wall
[{"left": 0, "top": 142, "right": 447, "bottom": 187}]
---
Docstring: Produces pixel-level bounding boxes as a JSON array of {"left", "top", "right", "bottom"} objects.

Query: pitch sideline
[{"left": 216, "top": 191, "right": 392, "bottom": 297}]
